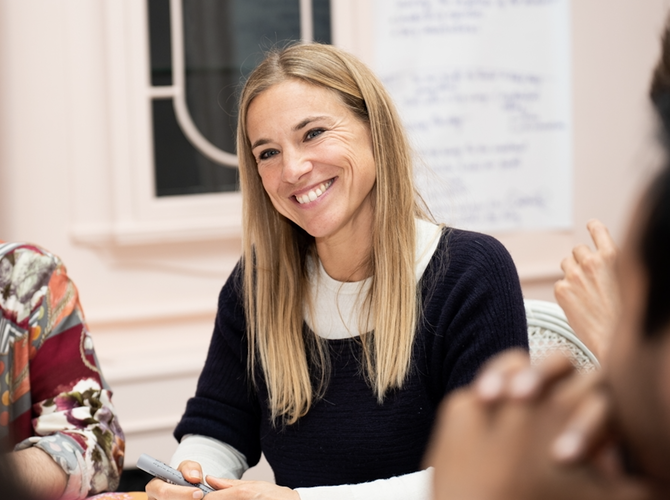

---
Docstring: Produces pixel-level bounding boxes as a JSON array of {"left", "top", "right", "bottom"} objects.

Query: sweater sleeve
[
  {"left": 422, "top": 229, "right": 528, "bottom": 397},
  {"left": 174, "top": 263, "right": 263, "bottom": 467},
  {"left": 170, "top": 434, "right": 248, "bottom": 481}
]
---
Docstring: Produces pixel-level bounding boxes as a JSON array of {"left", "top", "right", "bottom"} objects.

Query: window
[
  {"left": 147, "top": 0, "right": 332, "bottom": 197},
  {"left": 68, "top": 0, "right": 366, "bottom": 246}
]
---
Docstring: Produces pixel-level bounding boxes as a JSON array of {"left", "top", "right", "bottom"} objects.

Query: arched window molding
[
  {"left": 67, "top": 0, "right": 370, "bottom": 247},
  {"left": 168, "top": 0, "right": 238, "bottom": 167},
  {"left": 166, "top": 0, "right": 314, "bottom": 167}
]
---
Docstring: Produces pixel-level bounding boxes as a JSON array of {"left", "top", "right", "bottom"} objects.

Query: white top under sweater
[{"left": 170, "top": 219, "right": 442, "bottom": 500}]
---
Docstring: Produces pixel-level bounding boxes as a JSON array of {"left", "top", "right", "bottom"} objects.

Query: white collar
[{"left": 305, "top": 219, "right": 442, "bottom": 339}]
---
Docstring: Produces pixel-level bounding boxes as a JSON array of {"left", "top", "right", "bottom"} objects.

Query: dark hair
[
  {"left": 643, "top": 20, "right": 670, "bottom": 337},
  {"left": 651, "top": 21, "right": 670, "bottom": 136},
  {"left": 640, "top": 156, "right": 670, "bottom": 337}
]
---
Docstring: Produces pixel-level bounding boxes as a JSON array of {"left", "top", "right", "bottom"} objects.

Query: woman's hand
[
  {"left": 146, "top": 460, "right": 299, "bottom": 500},
  {"left": 206, "top": 477, "right": 299, "bottom": 499},
  {"left": 146, "top": 460, "right": 208, "bottom": 500},
  {"left": 554, "top": 219, "right": 619, "bottom": 362}
]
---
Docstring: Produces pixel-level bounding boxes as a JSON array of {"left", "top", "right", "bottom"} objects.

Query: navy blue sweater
[{"left": 174, "top": 228, "right": 528, "bottom": 488}]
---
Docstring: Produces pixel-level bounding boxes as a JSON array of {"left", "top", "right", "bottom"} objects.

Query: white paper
[{"left": 374, "top": 0, "right": 572, "bottom": 232}]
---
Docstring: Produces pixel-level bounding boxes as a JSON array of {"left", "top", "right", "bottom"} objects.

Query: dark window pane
[
  {"left": 182, "top": 0, "right": 301, "bottom": 153},
  {"left": 148, "top": 0, "right": 173, "bottom": 86},
  {"left": 152, "top": 99, "right": 239, "bottom": 197},
  {"left": 149, "top": 0, "right": 331, "bottom": 197},
  {"left": 313, "top": 0, "right": 331, "bottom": 44}
]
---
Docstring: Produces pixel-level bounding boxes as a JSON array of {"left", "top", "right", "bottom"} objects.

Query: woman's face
[{"left": 246, "top": 79, "right": 376, "bottom": 245}]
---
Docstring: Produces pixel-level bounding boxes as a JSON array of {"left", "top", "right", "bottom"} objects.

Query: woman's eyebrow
[
  {"left": 251, "top": 138, "right": 270, "bottom": 150},
  {"left": 293, "top": 116, "right": 328, "bottom": 132},
  {"left": 251, "top": 116, "right": 330, "bottom": 150}
]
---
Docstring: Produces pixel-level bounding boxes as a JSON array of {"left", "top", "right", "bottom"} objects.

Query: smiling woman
[{"left": 146, "top": 43, "right": 529, "bottom": 500}]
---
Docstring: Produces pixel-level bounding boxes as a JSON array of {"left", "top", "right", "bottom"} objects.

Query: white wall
[{"left": 0, "top": 0, "right": 668, "bottom": 479}]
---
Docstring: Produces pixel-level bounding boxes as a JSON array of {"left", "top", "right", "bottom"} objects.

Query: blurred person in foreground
[
  {"left": 426, "top": 22, "right": 670, "bottom": 500},
  {"left": 0, "top": 242, "right": 125, "bottom": 499}
]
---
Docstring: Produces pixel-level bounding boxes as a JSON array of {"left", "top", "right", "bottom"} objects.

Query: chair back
[{"left": 525, "top": 299, "right": 600, "bottom": 373}]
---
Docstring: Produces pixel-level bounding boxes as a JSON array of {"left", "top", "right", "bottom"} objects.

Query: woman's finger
[
  {"left": 145, "top": 477, "right": 203, "bottom": 500},
  {"left": 571, "top": 244, "right": 593, "bottom": 265},
  {"left": 176, "top": 460, "right": 204, "bottom": 485},
  {"left": 204, "top": 478, "right": 300, "bottom": 500},
  {"left": 206, "top": 476, "right": 240, "bottom": 489},
  {"left": 559, "top": 254, "right": 578, "bottom": 275},
  {"left": 587, "top": 219, "right": 617, "bottom": 258}
]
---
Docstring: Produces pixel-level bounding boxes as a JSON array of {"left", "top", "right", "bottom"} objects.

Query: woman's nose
[{"left": 281, "top": 148, "right": 313, "bottom": 183}]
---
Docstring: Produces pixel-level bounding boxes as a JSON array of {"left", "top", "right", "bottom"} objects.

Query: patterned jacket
[{"left": 0, "top": 242, "right": 125, "bottom": 499}]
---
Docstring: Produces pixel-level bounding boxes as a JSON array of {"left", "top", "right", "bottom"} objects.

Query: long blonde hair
[{"left": 237, "top": 43, "right": 426, "bottom": 424}]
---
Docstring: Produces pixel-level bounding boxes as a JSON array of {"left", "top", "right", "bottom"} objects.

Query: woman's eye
[
  {"left": 305, "top": 128, "right": 325, "bottom": 140},
  {"left": 258, "top": 149, "right": 279, "bottom": 161}
]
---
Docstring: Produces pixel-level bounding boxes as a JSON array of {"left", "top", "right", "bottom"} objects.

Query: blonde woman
[{"left": 147, "top": 43, "right": 527, "bottom": 500}]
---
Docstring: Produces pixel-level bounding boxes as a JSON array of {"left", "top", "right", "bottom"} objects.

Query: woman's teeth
[{"left": 295, "top": 180, "right": 333, "bottom": 204}]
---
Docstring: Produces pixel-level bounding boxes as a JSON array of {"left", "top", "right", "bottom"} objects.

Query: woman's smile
[{"left": 293, "top": 178, "right": 335, "bottom": 205}]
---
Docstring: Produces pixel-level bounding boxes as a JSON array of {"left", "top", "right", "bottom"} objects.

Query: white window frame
[
  {"left": 68, "top": 0, "right": 373, "bottom": 247},
  {"left": 167, "top": 0, "right": 313, "bottom": 166}
]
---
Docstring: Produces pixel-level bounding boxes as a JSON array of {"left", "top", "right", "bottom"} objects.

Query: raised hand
[{"left": 555, "top": 219, "right": 619, "bottom": 361}]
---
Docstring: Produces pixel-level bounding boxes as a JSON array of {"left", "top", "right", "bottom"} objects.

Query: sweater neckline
[{"left": 305, "top": 219, "right": 443, "bottom": 340}]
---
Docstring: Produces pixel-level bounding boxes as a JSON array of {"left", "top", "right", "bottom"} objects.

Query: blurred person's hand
[
  {"left": 473, "top": 349, "right": 573, "bottom": 403},
  {"left": 555, "top": 219, "right": 619, "bottom": 362},
  {"left": 426, "top": 352, "right": 653, "bottom": 500}
]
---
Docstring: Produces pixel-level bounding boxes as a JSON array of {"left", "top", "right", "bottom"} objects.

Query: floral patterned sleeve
[{"left": 0, "top": 242, "right": 125, "bottom": 499}]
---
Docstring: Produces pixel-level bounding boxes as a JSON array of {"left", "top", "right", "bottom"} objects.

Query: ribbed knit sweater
[{"left": 174, "top": 227, "right": 528, "bottom": 488}]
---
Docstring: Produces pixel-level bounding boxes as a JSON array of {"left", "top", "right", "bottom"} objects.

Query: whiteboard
[{"left": 373, "top": 0, "right": 572, "bottom": 232}]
